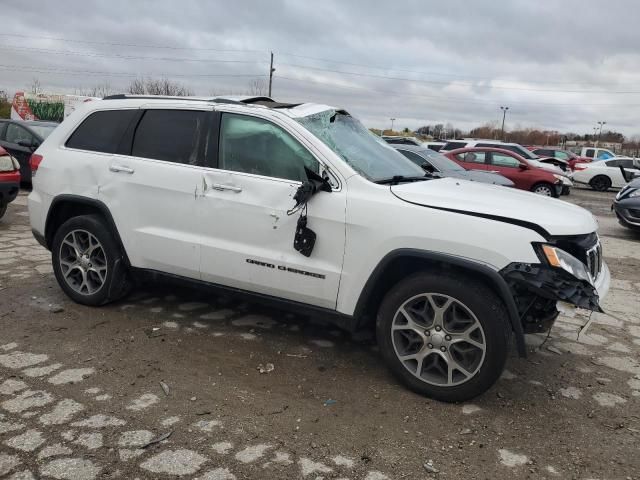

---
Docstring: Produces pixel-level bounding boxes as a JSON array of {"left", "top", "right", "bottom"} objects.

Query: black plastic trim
[
  {"left": 355, "top": 249, "right": 526, "bottom": 357},
  {"left": 131, "top": 267, "right": 357, "bottom": 330},
  {"left": 390, "top": 189, "right": 551, "bottom": 239},
  {"left": 32, "top": 229, "right": 47, "bottom": 249},
  {"left": 44, "top": 195, "right": 130, "bottom": 266}
]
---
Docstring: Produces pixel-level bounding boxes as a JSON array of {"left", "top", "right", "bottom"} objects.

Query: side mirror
[{"left": 519, "top": 163, "right": 528, "bottom": 170}]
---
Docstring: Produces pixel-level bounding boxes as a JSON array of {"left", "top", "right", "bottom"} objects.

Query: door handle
[
  {"left": 110, "top": 165, "right": 135, "bottom": 174},
  {"left": 210, "top": 183, "right": 242, "bottom": 193}
]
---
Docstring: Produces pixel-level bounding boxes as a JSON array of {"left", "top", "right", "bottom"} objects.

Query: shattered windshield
[{"left": 296, "top": 110, "right": 425, "bottom": 182}]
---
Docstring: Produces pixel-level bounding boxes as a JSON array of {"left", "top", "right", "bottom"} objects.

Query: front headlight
[
  {"left": 629, "top": 189, "right": 640, "bottom": 198},
  {"left": 553, "top": 174, "right": 572, "bottom": 185},
  {"left": 539, "top": 244, "right": 592, "bottom": 284}
]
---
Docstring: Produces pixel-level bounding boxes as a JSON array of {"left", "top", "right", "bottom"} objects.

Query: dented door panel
[{"left": 198, "top": 170, "right": 346, "bottom": 309}]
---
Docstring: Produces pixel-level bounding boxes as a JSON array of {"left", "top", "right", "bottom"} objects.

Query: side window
[
  {"left": 535, "top": 149, "right": 553, "bottom": 157},
  {"left": 584, "top": 149, "right": 595, "bottom": 158},
  {"left": 598, "top": 151, "right": 613, "bottom": 159},
  {"left": 555, "top": 151, "right": 570, "bottom": 160},
  {"left": 132, "top": 110, "right": 205, "bottom": 165},
  {"left": 398, "top": 150, "right": 427, "bottom": 167},
  {"left": 218, "top": 113, "right": 319, "bottom": 182},
  {"left": 456, "top": 151, "right": 486, "bottom": 164},
  {"left": 66, "top": 110, "right": 138, "bottom": 153},
  {"left": 6, "top": 124, "right": 34, "bottom": 145},
  {"left": 491, "top": 153, "right": 521, "bottom": 168}
]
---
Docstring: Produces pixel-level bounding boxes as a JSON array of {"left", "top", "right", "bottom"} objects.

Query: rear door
[
  {"left": 607, "top": 159, "right": 633, "bottom": 187},
  {"left": 198, "top": 111, "right": 346, "bottom": 309},
  {"left": 97, "top": 107, "right": 210, "bottom": 279},
  {"left": 487, "top": 152, "right": 528, "bottom": 189}
]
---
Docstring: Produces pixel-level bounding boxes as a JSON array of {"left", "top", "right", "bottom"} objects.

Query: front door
[
  {"left": 198, "top": 112, "right": 346, "bottom": 309},
  {"left": 487, "top": 152, "right": 527, "bottom": 189},
  {"left": 2, "top": 123, "right": 35, "bottom": 183}
]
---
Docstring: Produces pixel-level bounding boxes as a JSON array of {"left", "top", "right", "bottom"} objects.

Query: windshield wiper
[{"left": 375, "top": 175, "right": 431, "bottom": 185}]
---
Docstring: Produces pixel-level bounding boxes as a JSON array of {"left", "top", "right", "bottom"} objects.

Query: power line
[
  {"left": 2, "top": 32, "right": 636, "bottom": 88},
  {"left": 0, "top": 45, "right": 266, "bottom": 65},
  {"left": 0, "top": 33, "right": 264, "bottom": 53},
  {"left": 278, "top": 63, "right": 640, "bottom": 94},
  {"left": 277, "top": 75, "right": 640, "bottom": 108},
  {"left": 0, "top": 64, "right": 266, "bottom": 79}
]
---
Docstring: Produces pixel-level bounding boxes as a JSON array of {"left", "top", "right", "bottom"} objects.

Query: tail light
[{"left": 30, "top": 154, "right": 43, "bottom": 176}]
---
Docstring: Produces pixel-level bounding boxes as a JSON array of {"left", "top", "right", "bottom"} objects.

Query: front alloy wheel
[
  {"left": 533, "top": 183, "right": 554, "bottom": 196},
  {"left": 392, "top": 293, "right": 486, "bottom": 386},
  {"left": 377, "top": 273, "right": 510, "bottom": 402}
]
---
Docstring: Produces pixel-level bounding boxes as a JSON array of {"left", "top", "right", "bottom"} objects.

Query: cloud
[{"left": 1, "top": 0, "right": 639, "bottom": 135}]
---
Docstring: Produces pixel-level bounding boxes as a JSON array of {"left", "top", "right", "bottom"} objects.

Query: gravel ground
[{"left": 0, "top": 187, "right": 639, "bottom": 480}]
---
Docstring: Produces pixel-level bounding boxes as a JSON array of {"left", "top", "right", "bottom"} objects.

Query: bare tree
[
  {"left": 127, "top": 77, "right": 193, "bottom": 96},
  {"left": 73, "top": 82, "right": 115, "bottom": 98},
  {"left": 247, "top": 78, "right": 268, "bottom": 96}
]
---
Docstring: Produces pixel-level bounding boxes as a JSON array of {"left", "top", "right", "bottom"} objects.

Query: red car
[
  {"left": 0, "top": 146, "right": 21, "bottom": 219},
  {"left": 444, "top": 147, "right": 563, "bottom": 197},
  {"left": 527, "top": 146, "right": 591, "bottom": 171}
]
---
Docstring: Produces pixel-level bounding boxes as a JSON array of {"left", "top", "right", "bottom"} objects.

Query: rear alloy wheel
[
  {"left": 532, "top": 182, "right": 556, "bottom": 197},
  {"left": 377, "top": 273, "right": 510, "bottom": 402},
  {"left": 52, "top": 214, "right": 131, "bottom": 306},
  {"left": 590, "top": 175, "right": 612, "bottom": 192}
]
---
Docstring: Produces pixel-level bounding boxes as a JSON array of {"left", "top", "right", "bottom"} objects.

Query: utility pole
[
  {"left": 268, "top": 52, "right": 275, "bottom": 97},
  {"left": 500, "top": 106, "right": 509, "bottom": 141}
]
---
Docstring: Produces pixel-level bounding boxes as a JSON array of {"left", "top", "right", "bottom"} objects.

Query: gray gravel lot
[{"left": 0, "top": 187, "right": 639, "bottom": 480}]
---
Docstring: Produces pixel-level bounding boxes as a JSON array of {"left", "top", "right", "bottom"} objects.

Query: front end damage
[{"left": 500, "top": 234, "right": 606, "bottom": 335}]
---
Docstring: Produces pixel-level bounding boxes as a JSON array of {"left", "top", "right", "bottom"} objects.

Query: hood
[
  {"left": 443, "top": 170, "right": 514, "bottom": 187},
  {"left": 391, "top": 177, "right": 597, "bottom": 237},
  {"left": 529, "top": 159, "right": 564, "bottom": 175}
]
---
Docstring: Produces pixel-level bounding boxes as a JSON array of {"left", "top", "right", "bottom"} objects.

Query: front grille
[{"left": 585, "top": 242, "right": 602, "bottom": 280}]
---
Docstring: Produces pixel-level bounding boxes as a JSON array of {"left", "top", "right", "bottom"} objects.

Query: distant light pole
[
  {"left": 500, "top": 106, "right": 509, "bottom": 141},
  {"left": 597, "top": 121, "right": 606, "bottom": 143},
  {"left": 390, "top": 118, "right": 396, "bottom": 132},
  {"left": 593, "top": 127, "right": 598, "bottom": 144}
]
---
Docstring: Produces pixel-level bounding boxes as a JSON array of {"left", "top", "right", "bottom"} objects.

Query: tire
[
  {"left": 376, "top": 272, "right": 511, "bottom": 402},
  {"left": 589, "top": 175, "right": 611, "bottom": 192},
  {"left": 531, "top": 182, "right": 557, "bottom": 197},
  {"left": 51, "top": 214, "right": 132, "bottom": 306},
  {"left": 0, "top": 202, "right": 6, "bottom": 220}
]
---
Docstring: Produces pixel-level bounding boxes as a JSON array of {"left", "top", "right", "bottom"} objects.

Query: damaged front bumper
[{"left": 500, "top": 260, "right": 610, "bottom": 334}]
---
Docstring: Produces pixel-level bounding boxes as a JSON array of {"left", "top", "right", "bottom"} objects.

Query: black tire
[
  {"left": 376, "top": 272, "right": 511, "bottom": 402},
  {"left": 590, "top": 175, "right": 611, "bottom": 192},
  {"left": 0, "top": 202, "right": 6, "bottom": 220},
  {"left": 51, "top": 214, "right": 132, "bottom": 306},
  {"left": 531, "top": 182, "right": 558, "bottom": 197}
]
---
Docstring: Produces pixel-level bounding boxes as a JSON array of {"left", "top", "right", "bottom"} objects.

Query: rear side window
[
  {"left": 584, "top": 149, "right": 595, "bottom": 158},
  {"left": 66, "top": 110, "right": 137, "bottom": 153},
  {"left": 132, "top": 110, "right": 206, "bottom": 165}
]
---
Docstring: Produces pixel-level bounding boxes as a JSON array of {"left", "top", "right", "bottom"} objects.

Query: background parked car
[
  {"left": 528, "top": 146, "right": 591, "bottom": 170},
  {"left": 422, "top": 141, "right": 446, "bottom": 152},
  {"left": 444, "top": 147, "right": 565, "bottom": 197},
  {"left": 393, "top": 145, "right": 514, "bottom": 187},
  {"left": 0, "top": 147, "right": 21, "bottom": 220},
  {"left": 613, "top": 177, "right": 640, "bottom": 231},
  {"left": 381, "top": 135, "right": 422, "bottom": 146},
  {"left": 573, "top": 158, "right": 640, "bottom": 191},
  {"left": 0, "top": 119, "right": 58, "bottom": 185}
]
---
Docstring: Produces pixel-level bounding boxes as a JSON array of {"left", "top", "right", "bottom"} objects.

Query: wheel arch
[
  {"left": 353, "top": 249, "right": 526, "bottom": 357},
  {"left": 44, "top": 194, "right": 130, "bottom": 266}
]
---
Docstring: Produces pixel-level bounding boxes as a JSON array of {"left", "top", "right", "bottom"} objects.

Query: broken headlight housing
[{"left": 537, "top": 244, "right": 592, "bottom": 284}]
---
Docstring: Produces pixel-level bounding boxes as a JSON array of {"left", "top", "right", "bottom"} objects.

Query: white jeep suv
[{"left": 29, "top": 95, "right": 610, "bottom": 402}]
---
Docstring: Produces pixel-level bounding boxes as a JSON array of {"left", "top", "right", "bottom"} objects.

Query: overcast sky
[{"left": 2, "top": 0, "right": 639, "bottom": 137}]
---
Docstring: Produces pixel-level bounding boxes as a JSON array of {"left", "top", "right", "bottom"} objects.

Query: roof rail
[{"left": 102, "top": 94, "right": 276, "bottom": 106}]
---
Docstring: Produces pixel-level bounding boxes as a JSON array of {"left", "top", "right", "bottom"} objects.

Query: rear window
[
  {"left": 132, "top": 110, "right": 206, "bottom": 165},
  {"left": 66, "top": 110, "right": 138, "bottom": 153}
]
